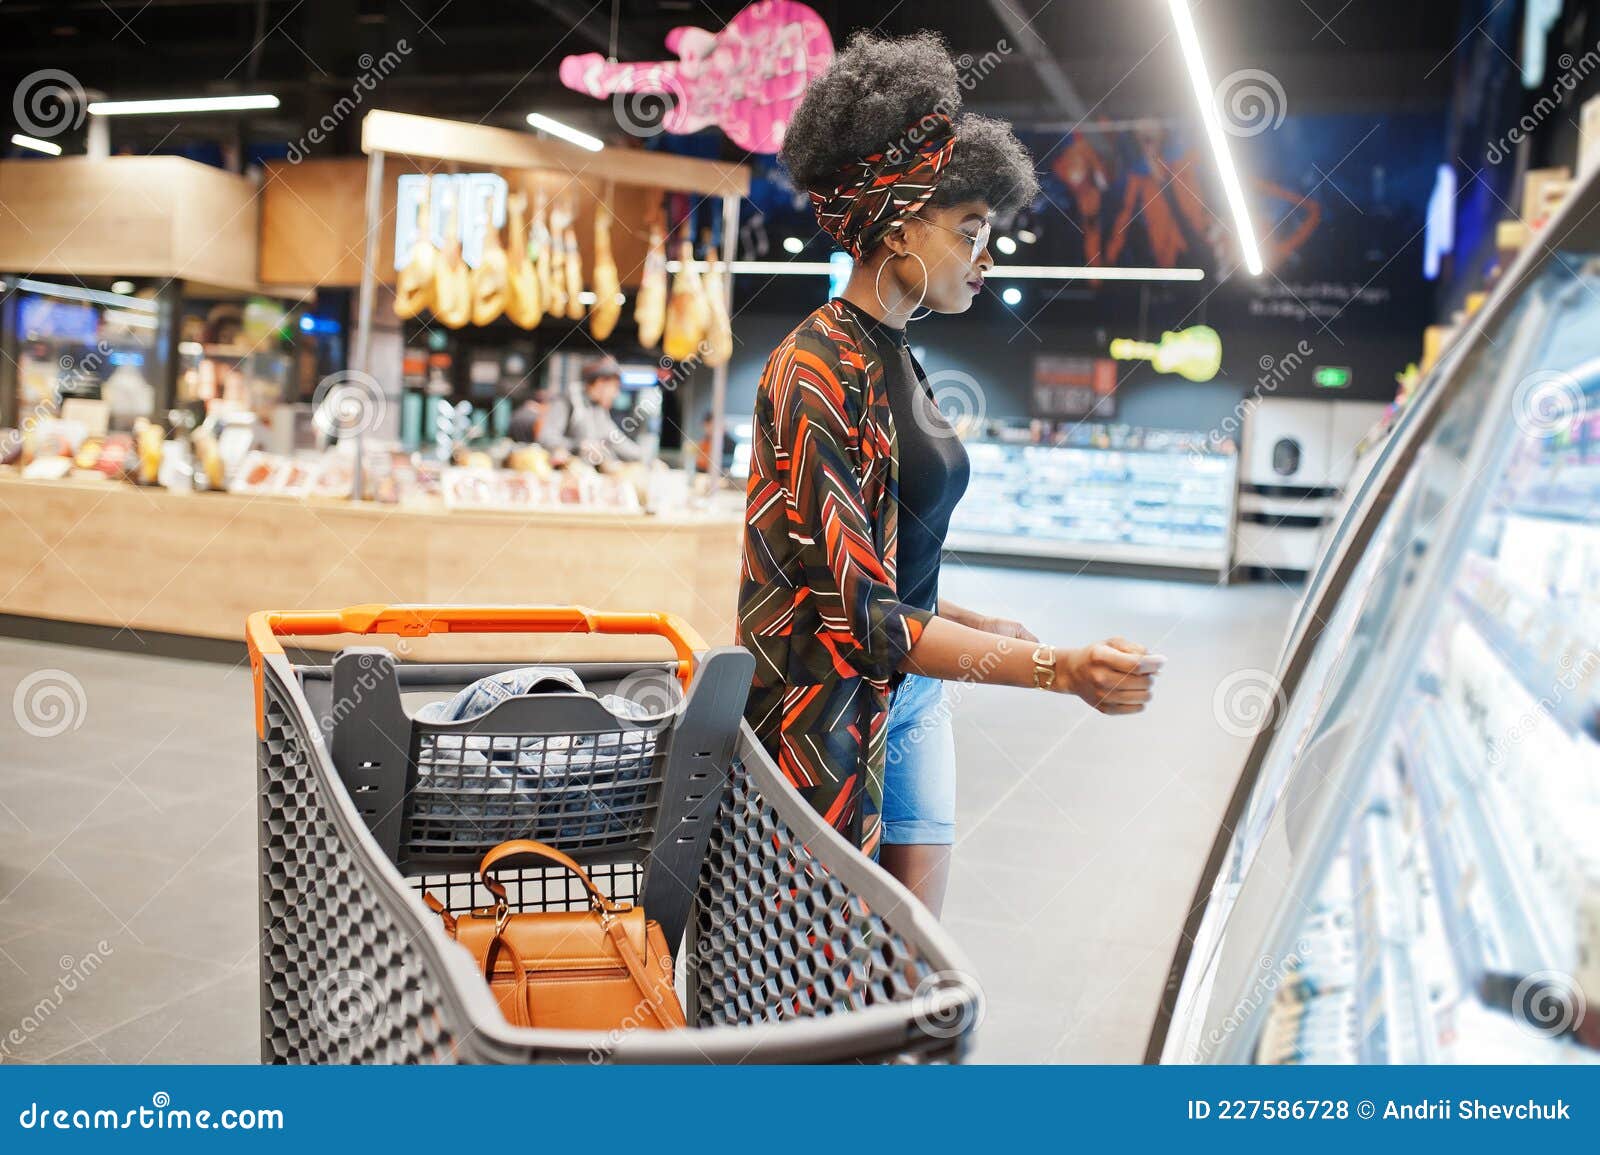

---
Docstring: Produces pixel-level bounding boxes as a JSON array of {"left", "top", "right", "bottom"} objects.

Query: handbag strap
[
  {"left": 602, "top": 919, "right": 680, "bottom": 1028},
  {"left": 420, "top": 890, "right": 457, "bottom": 935},
  {"left": 478, "top": 839, "right": 628, "bottom": 919},
  {"left": 482, "top": 933, "right": 533, "bottom": 1028}
]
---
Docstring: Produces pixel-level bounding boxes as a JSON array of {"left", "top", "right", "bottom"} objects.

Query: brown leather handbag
[{"left": 423, "top": 839, "right": 686, "bottom": 1031}]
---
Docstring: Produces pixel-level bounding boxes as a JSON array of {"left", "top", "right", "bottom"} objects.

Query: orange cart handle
[{"left": 247, "top": 604, "right": 705, "bottom": 737}]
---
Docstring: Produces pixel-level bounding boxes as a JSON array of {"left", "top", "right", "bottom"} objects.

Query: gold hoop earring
[{"left": 873, "top": 250, "right": 932, "bottom": 322}]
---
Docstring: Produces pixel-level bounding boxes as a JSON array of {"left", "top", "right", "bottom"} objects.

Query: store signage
[
  {"left": 1032, "top": 355, "right": 1117, "bottom": 420},
  {"left": 558, "top": 1, "right": 834, "bottom": 153},
  {"left": 393, "top": 173, "right": 508, "bottom": 271},
  {"left": 1313, "top": 365, "right": 1353, "bottom": 389}
]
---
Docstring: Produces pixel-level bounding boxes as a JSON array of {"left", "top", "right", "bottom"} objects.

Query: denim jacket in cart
[{"left": 737, "top": 299, "right": 933, "bottom": 859}]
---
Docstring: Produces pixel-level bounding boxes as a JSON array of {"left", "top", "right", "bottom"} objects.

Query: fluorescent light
[
  {"left": 88, "top": 94, "right": 280, "bottom": 115},
  {"left": 1017, "top": 228, "right": 1038, "bottom": 244},
  {"left": 1001, "top": 286, "right": 1022, "bottom": 305},
  {"left": 526, "top": 112, "right": 603, "bottom": 152},
  {"left": 16, "top": 278, "right": 159, "bottom": 311},
  {"left": 987, "top": 264, "right": 1205, "bottom": 282},
  {"left": 663, "top": 259, "right": 1204, "bottom": 282},
  {"left": 656, "top": 259, "right": 1203, "bottom": 283},
  {"left": 1168, "top": 0, "right": 1263, "bottom": 276},
  {"left": 102, "top": 309, "right": 158, "bottom": 329},
  {"left": 11, "top": 133, "right": 62, "bottom": 156},
  {"left": 782, "top": 236, "right": 805, "bottom": 254},
  {"left": 995, "top": 235, "right": 1018, "bottom": 255}
]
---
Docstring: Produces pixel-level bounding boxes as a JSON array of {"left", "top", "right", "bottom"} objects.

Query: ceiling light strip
[
  {"left": 1168, "top": 0, "right": 1264, "bottom": 276},
  {"left": 87, "top": 94, "right": 280, "bottom": 115},
  {"left": 667, "top": 260, "right": 1204, "bottom": 282}
]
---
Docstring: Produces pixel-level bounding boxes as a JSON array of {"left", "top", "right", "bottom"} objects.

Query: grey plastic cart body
[{"left": 248, "top": 604, "right": 983, "bottom": 1063}]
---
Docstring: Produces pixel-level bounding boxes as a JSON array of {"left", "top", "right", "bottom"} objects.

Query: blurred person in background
[{"left": 539, "top": 357, "right": 643, "bottom": 465}]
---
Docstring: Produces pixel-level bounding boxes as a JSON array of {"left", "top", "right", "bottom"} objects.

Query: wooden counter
[{"left": 0, "top": 475, "right": 743, "bottom": 663}]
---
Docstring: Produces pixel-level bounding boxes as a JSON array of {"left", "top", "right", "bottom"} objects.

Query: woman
[{"left": 737, "top": 31, "right": 1157, "bottom": 914}]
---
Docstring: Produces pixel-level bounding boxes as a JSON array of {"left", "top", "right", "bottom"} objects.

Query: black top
[{"left": 835, "top": 299, "right": 970, "bottom": 614}]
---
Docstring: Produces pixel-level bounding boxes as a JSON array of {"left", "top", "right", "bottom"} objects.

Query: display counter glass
[{"left": 1153, "top": 192, "right": 1600, "bottom": 1064}]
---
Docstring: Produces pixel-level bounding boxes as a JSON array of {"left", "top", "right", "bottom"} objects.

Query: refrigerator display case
[
  {"left": 946, "top": 424, "right": 1237, "bottom": 577},
  {"left": 1149, "top": 170, "right": 1600, "bottom": 1065}
]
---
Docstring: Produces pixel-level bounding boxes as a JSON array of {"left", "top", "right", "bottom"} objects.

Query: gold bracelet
[{"left": 1031, "top": 643, "right": 1056, "bottom": 690}]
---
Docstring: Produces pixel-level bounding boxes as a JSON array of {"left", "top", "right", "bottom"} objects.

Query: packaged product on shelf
[
  {"left": 230, "top": 451, "right": 284, "bottom": 495},
  {"left": 442, "top": 466, "right": 498, "bottom": 510},
  {"left": 310, "top": 455, "right": 357, "bottom": 500},
  {"left": 273, "top": 457, "right": 314, "bottom": 498}
]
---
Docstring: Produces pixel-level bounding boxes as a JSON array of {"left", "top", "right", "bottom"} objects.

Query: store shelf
[
  {"left": 1449, "top": 587, "right": 1598, "bottom": 742},
  {"left": 949, "top": 437, "right": 1236, "bottom": 571}
]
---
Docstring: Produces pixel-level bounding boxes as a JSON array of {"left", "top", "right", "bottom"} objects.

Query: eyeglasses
[{"left": 917, "top": 217, "right": 992, "bottom": 264}]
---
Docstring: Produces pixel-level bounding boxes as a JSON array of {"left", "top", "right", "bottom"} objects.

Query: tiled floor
[{"left": 0, "top": 567, "right": 1297, "bottom": 1064}]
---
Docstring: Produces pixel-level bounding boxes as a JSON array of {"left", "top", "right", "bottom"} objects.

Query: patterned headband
[{"left": 808, "top": 112, "right": 957, "bottom": 260}]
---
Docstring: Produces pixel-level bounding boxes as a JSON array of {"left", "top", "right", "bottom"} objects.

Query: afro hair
[{"left": 780, "top": 30, "right": 1040, "bottom": 217}]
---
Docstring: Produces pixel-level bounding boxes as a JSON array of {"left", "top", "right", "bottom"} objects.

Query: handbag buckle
[{"left": 494, "top": 900, "right": 510, "bottom": 935}]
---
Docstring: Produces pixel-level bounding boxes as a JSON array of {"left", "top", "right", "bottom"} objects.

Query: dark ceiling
[{"left": 2, "top": 0, "right": 1467, "bottom": 161}]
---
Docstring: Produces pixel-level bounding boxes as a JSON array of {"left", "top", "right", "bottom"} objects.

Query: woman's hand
[
  {"left": 1053, "top": 637, "right": 1155, "bottom": 714},
  {"left": 982, "top": 615, "right": 1039, "bottom": 643}
]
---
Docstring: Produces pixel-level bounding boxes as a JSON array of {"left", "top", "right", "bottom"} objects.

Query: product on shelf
[
  {"left": 634, "top": 224, "right": 668, "bottom": 349},
  {"left": 562, "top": 219, "right": 584, "bottom": 322},
  {"left": 229, "top": 451, "right": 282, "bottom": 495},
  {"left": 394, "top": 183, "right": 436, "bottom": 320},
  {"left": 700, "top": 229, "right": 733, "bottom": 368},
  {"left": 664, "top": 236, "right": 710, "bottom": 362},
  {"left": 432, "top": 196, "right": 472, "bottom": 329},
  {"left": 589, "top": 203, "right": 622, "bottom": 340},
  {"left": 532, "top": 189, "right": 558, "bottom": 321},
  {"left": 504, "top": 192, "right": 544, "bottom": 329},
  {"left": 469, "top": 185, "right": 509, "bottom": 327}
]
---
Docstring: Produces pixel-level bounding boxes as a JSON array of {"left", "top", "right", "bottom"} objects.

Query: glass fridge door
[{"left": 1151, "top": 169, "right": 1600, "bottom": 1065}]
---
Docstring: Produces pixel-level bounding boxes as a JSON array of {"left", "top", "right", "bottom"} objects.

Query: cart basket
[{"left": 248, "top": 604, "right": 984, "bottom": 1063}]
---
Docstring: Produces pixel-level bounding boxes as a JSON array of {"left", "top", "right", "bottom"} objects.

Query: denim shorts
[{"left": 881, "top": 673, "right": 957, "bottom": 845}]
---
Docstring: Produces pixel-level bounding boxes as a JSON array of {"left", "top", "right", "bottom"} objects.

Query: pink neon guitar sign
[{"left": 558, "top": 0, "right": 834, "bottom": 154}]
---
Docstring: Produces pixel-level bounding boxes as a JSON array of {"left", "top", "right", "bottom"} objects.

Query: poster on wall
[{"left": 1032, "top": 355, "right": 1117, "bottom": 421}]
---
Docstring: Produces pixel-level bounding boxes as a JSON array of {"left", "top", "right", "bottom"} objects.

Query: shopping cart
[{"left": 247, "top": 604, "right": 983, "bottom": 1064}]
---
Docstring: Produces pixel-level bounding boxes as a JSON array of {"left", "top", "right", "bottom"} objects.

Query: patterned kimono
[{"left": 737, "top": 299, "right": 933, "bottom": 858}]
